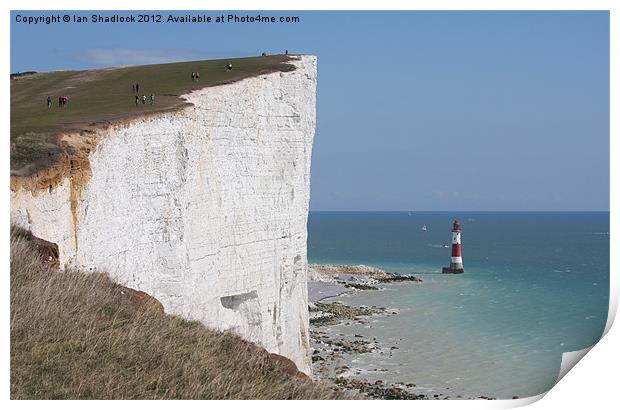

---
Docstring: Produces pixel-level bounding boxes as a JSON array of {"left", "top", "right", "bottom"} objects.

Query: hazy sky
[{"left": 11, "top": 11, "right": 610, "bottom": 211}]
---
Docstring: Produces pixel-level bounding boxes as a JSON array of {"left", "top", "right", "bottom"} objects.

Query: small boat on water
[{"left": 422, "top": 224, "right": 427, "bottom": 231}]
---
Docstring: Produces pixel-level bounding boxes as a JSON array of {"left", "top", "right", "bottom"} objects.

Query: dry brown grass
[{"left": 10, "top": 226, "right": 340, "bottom": 399}]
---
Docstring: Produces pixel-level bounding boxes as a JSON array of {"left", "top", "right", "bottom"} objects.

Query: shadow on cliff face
[{"left": 9, "top": 225, "right": 342, "bottom": 399}]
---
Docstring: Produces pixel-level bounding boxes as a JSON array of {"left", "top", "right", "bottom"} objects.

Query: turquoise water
[{"left": 308, "top": 212, "right": 609, "bottom": 398}]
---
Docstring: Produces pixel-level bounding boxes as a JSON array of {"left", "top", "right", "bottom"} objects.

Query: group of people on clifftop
[
  {"left": 190, "top": 62, "right": 234, "bottom": 83},
  {"left": 46, "top": 95, "right": 68, "bottom": 108},
  {"left": 190, "top": 62, "right": 235, "bottom": 81},
  {"left": 132, "top": 82, "right": 155, "bottom": 107},
  {"left": 134, "top": 93, "right": 155, "bottom": 106}
]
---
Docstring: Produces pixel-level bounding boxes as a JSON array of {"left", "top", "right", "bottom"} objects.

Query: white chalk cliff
[{"left": 10, "top": 55, "right": 317, "bottom": 373}]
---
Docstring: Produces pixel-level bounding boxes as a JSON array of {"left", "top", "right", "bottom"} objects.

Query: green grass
[
  {"left": 10, "top": 226, "right": 341, "bottom": 399},
  {"left": 10, "top": 55, "right": 295, "bottom": 175}
]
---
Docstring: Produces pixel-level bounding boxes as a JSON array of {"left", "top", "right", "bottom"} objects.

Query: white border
[{"left": 2, "top": 1, "right": 616, "bottom": 409}]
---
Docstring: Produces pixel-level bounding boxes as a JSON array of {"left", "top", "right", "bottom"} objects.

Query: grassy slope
[
  {"left": 10, "top": 55, "right": 294, "bottom": 174},
  {"left": 10, "top": 227, "right": 339, "bottom": 400}
]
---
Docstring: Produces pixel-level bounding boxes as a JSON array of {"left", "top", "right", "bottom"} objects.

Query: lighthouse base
[{"left": 441, "top": 266, "right": 465, "bottom": 273}]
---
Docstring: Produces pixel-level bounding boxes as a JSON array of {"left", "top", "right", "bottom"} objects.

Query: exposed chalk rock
[{"left": 10, "top": 55, "right": 317, "bottom": 373}]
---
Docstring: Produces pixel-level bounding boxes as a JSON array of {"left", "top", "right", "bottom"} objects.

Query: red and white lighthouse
[{"left": 442, "top": 220, "right": 464, "bottom": 274}]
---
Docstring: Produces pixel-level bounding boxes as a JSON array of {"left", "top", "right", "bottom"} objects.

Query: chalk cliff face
[{"left": 10, "top": 56, "right": 317, "bottom": 373}]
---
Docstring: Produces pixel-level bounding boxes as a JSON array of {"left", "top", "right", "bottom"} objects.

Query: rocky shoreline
[
  {"left": 307, "top": 264, "right": 422, "bottom": 305},
  {"left": 307, "top": 264, "right": 494, "bottom": 400},
  {"left": 308, "top": 264, "right": 430, "bottom": 399}
]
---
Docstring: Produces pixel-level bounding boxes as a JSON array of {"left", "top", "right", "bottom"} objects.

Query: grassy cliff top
[
  {"left": 10, "top": 55, "right": 295, "bottom": 176},
  {"left": 10, "top": 226, "right": 340, "bottom": 399}
]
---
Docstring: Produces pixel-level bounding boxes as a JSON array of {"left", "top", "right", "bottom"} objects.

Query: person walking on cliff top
[
  {"left": 47, "top": 96, "right": 52, "bottom": 109},
  {"left": 132, "top": 83, "right": 135, "bottom": 93},
  {"left": 136, "top": 82, "right": 140, "bottom": 94},
  {"left": 58, "top": 96, "right": 63, "bottom": 107},
  {"left": 135, "top": 95, "right": 139, "bottom": 106},
  {"left": 226, "top": 63, "right": 233, "bottom": 72},
  {"left": 196, "top": 71, "right": 200, "bottom": 81},
  {"left": 149, "top": 94, "right": 154, "bottom": 105},
  {"left": 191, "top": 71, "right": 196, "bottom": 82},
  {"left": 142, "top": 95, "right": 147, "bottom": 105}
]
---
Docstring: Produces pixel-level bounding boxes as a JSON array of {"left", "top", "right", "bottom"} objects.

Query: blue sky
[{"left": 11, "top": 11, "right": 610, "bottom": 211}]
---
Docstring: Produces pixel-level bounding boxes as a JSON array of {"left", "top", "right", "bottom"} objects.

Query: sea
[{"left": 307, "top": 211, "right": 609, "bottom": 399}]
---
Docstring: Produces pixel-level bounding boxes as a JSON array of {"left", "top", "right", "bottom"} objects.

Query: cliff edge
[{"left": 10, "top": 55, "right": 317, "bottom": 373}]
